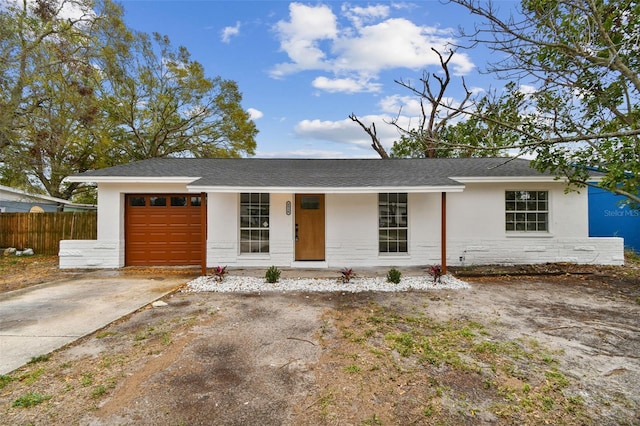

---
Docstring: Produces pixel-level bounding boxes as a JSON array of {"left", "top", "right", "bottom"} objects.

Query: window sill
[
  {"left": 505, "top": 233, "right": 553, "bottom": 238},
  {"left": 378, "top": 253, "right": 411, "bottom": 257},
  {"left": 239, "top": 253, "right": 271, "bottom": 259}
]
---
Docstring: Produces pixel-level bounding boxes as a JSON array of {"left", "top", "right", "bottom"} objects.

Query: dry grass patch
[{"left": 305, "top": 300, "right": 590, "bottom": 425}]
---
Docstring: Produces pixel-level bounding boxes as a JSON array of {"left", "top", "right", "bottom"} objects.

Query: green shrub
[
  {"left": 386, "top": 267, "right": 402, "bottom": 284},
  {"left": 265, "top": 265, "right": 281, "bottom": 283}
]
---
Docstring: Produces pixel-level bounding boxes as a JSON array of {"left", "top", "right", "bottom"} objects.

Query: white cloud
[
  {"left": 293, "top": 115, "right": 407, "bottom": 152},
  {"left": 333, "top": 19, "right": 442, "bottom": 72},
  {"left": 312, "top": 76, "right": 382, "bottom": 93},
  {"left": 469, "top": 86, "right": 486, "bottom": 95},
  {"left": 221, "top": 21, "right": 241, "bottom": 43},
  {"left": 247, "top": 108, "right": 263, "bottom": 120},
  {"left": 517, "top": 84, "right": 537, "bottom": 95},
  {"left": 270, "top": 3, "right": 475, "bottom": 91},
  {"left": 271, "top": 3, "right": 338, "bottom": 77},
  {"left": 378, "top": 95, "right": 424, "bottom": 116},
  {"left": 342, "top": 3, "right": 390, "bottom": 28},
  {"left": 294, "top": 118, "right": 369, "bottom": 146}
]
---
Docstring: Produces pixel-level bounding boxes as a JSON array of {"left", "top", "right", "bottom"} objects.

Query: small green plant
[
  {"left": 80, "top": 373, "right": 94, "bottom": 387},
  {"left": 318, "top": 392, "right": 334, "bottom": 418},
  {"left": 386, "top": 332, "right": 415, "bottom": 356},
  {"left": 344, "top": 364, "right": 361, "bottom": 373},
  {"left": 12, "top": 392, "right": 51, "bottom": 408},
  {"left": 20, "top": 368, "right": 44, "bottom": 385},
  {"left": 339, "top": 267, "right": 356, "bottom": 283},
  {"left": 361, "top": 413, "right": 382, "bottom": 425},
  {"left": 211, "top": 265, "right": 228, "bottom": 282},
  {"left": 265, "top": 265, "right": 281, "bottom": 283},
  {"left": 160, "top": 331, "right": 172, "bottom": 345},
  {"left": 96, "top": 331, "right": 116, "bottom": 339},
  {"left": 0, "top": 374, "right": 13, "bottom": 390},
  {"left": 27, "top": 354, "right": 50, "bottom": 364},
  {"left": 423, "top": 403, "right": 434, "bottom": 417},
  {"left": 134, "top": 330, "right": 147, "bottom": 341},
  {"left": 91, "top": 385, "right": 107, "bottom": 398},
  {"left": 386, "top": 267, "right": 402, "bottom": 284}
]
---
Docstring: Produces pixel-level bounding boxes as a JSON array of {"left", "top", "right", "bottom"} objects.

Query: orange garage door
[{"left": 125, "top": 194, "right": 203, "bottom": 266}]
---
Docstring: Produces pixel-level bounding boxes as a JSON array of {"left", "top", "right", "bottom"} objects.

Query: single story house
[
  {"left": 0, "top": 184, "right": 95, "bottom": 213},
  {"left": 59, "top": 157, "right": 624, "bottom": 272}
]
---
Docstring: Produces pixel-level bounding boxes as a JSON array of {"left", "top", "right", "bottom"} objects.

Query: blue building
[{"left": 589, "top": 186, "right": 640, "bottom": 252}]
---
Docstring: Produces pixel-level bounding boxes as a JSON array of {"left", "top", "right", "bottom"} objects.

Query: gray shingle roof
[{"left": 72, "top": 157, "right": 552, "bottom": 188}]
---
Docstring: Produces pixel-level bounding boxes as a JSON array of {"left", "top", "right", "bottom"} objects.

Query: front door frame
[{"left": 294, "top": 193, "right": 326, "bottom": 261}]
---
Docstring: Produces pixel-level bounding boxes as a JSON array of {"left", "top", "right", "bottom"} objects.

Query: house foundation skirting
[
  {"left": 451, "top": 237, "right": 624, "bottom": 267},
  {"left": 59, "top": 236, "right": 624, "bottom": 270},
  {"left": 59, "top": 240, "right": 121, "bottom": 269}
]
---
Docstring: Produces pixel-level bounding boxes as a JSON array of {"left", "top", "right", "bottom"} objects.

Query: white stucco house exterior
[{"left": 59, "top": 157, "right": 624, "bottom": 273}]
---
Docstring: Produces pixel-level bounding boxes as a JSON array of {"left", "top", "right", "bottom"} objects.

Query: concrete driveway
[{"left": 0, "top": 270, "right": 193, "bottom": 374}]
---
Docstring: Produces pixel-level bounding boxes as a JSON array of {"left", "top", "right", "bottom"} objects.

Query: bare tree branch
[
  {"left": 348, "top": 113, "right": 389, "bottom": 158},
  {"left": 351, "top": 48, "right": 473, "bottom": 158}
]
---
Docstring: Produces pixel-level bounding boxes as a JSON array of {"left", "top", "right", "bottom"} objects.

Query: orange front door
[{"left": 295, "top": 194, "right": 325, "bottom": 261}]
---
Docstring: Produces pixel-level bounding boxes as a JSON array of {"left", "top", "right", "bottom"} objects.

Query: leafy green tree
[
  {"left": 1, "top": 1, "right": 257, "bottom": 202},
  {"left": 0, "top": 0, "right": 98, "bottom": 152},
  {"left": 0, "top": 0, "right": 135, "bottom": 199},
  {"left": 103, "top": 32, "right": 257, "bottom": 163},
  {"left": 391, "top": 81, "right": 526, "bottom": 158},
  {"left": 4, "top": 36, "right": 102, "bottom": 199},
  {"left": 449, "top": 0, "right": 640, "bottom": 205}
]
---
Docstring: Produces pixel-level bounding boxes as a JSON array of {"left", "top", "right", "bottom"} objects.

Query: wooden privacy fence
[{"left": 0, "top": 212, "right": 97, "bottom": 255}]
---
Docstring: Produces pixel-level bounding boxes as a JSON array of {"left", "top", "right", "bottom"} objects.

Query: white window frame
[
  {"left": 378, "top": 192, "right": 408, "bottom": 253},
  {"left": 239, "top": 193, "right": 270, "bottom": 254},
  {"left": 505, "top": 190, "right": 549, "bottom": 232}
]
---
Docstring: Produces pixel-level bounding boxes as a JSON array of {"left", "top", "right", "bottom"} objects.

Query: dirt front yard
[{"left": 0, "top": 257, "right": 639, "bottom": 425}]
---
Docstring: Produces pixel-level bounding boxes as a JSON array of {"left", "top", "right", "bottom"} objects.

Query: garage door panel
[{"left": 125, "top": 194, "right": 203, "bottom": 266}]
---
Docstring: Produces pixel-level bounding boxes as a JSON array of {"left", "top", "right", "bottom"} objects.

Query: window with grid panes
[
  {"left": 379, "top": 193, "right": 408, "bottom": 253},
  {"left": 240, "top": 193, "right": 270, "bottom": 253},
  {"left": 505, "top": 191, "right": 548, "bottom": 232}
]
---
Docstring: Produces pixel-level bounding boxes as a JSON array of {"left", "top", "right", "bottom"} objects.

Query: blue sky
[{"left": 118, "top": 1, "right": 518, "bottom": 158}]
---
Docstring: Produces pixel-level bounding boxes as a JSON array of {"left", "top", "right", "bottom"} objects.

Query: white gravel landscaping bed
[{"left": 185, "top": 274, "right": 471, "bottom": 293}]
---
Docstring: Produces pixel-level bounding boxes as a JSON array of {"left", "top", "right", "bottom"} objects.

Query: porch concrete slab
[{"left": 0, "top": 271, "right": 192, "bottom": 375}]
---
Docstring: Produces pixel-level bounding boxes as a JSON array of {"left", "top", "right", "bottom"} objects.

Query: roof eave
[
  {"left": 64, "top": 176, "right": 198, "bottom": 184},
  {"left": 186, "top": 185, "right": 466, "bottom": 193},
  {"left": 0, "top": 184, "right": 75, "bottom": 205},
  {"left": 450, "top": 176, "right": 565, "bottom": 183}
]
